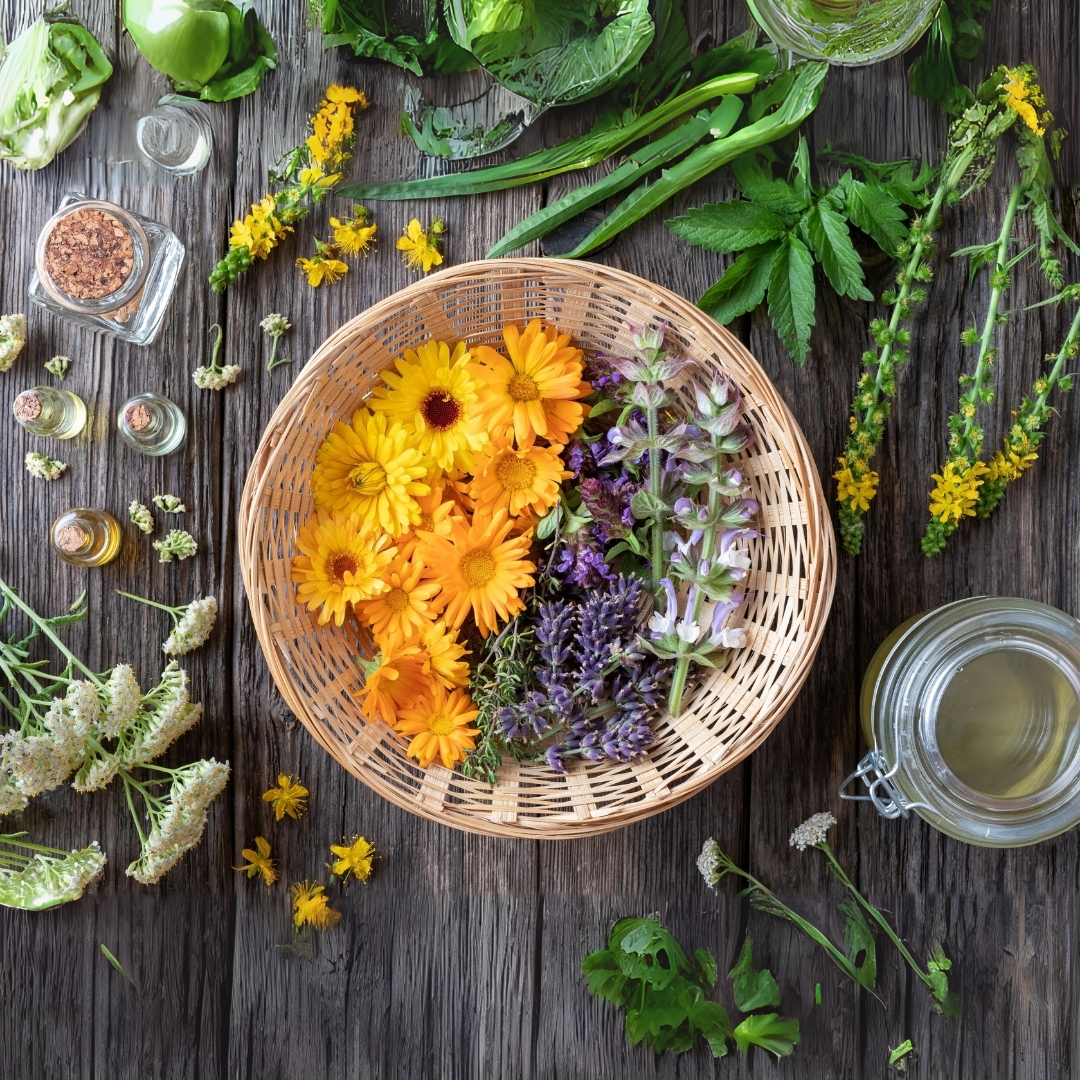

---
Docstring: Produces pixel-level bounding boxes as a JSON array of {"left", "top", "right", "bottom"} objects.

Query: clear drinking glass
[
  {"left": 843, "top": 597, "right": 1080, "bottom": 847},
  {"left": 135, "top": 95, "right": 213, "bottom": 176}
]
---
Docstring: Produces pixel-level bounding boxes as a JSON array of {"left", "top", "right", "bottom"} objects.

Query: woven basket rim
[{"left": 239, "top": 258, "right": 836, "bottom": 838}]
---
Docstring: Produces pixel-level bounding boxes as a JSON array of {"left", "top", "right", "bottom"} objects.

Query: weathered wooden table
[{"left": 2, "top": 1, "right": 1078, "bottom": 1076}]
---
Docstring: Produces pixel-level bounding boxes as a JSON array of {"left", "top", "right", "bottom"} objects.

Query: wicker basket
[{"left": 239, "top": 259, "right": 835, "bottom": 838}]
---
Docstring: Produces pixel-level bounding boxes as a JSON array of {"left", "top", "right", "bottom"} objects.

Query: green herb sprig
[{"left": 909, "top": 0, "right": 995, "bottom": 116}]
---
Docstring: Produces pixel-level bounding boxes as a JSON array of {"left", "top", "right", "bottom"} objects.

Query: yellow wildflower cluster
[
  {"left": 986, "top": 428, "right": 1038, "bottom": 484},
  {"left": 833, "top": 456, "right": 879, "bottom": 513},
  {"left": 291, "top": 321, "right": 590, "bottom": 772},
  {"left": 397, "top": 217, "right": 445, "bottom": 273},
  {"left": 1001, "top": 67, "right": 1051, "bottom": 137},
  {"left": 927, "top": 459, "right": 989, "bottom": 525},
  {"left": 291, "top": 881, "right": 341, "bottom": 930}
]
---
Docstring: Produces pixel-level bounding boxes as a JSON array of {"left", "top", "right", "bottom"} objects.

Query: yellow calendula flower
[
  {"left": 358, "top": 549, "right": 443, "bottom": 641},
  {"left": 833, "top": 458, "right": 879, "bottom": 513},
  {"left": 397, "top": 218, "right": 445, "bottom": 273},
  {"left": 928, "top": 460, "right": 988, "bottom": 524},
  {"left": 419, "top": 507, "right": 536, "bottom": 637},
  {"left": 329, "top": 835, "right": 376, "bottom": 882},
  {"left": 291, "top": 511, "right": 396, "bottom": 626},
  {"left": 1001, "top": 67, "right": 1048, "bottom": 136},
  {"left": 291, "top": 881, "right": 342, "bottom": 930},
  {"left": 311, "top": 409, "right": 431, "bottom": 536},
  {"left": 263, "top": 774, "right": 309, "bottom": 821},
  {"left": 421, "top": 620, "right": 470, "bottom": 690},
  {"left": 369, "top": 338, "right": 488, "bottom": 473},
  {"left": 469, "top": 428, "right": 572, "bottom": 518},
  {"left": 395, "top": 684, "right": 480, "bottom": 770},
  {"left": 235, "top": 836, "right": 277, "bottom": 886},
  {"left": 356, "top": 633, "right": 432, "bottom": 725},
  {"left": 471, "top": 320, "right": 591, "bottom": 447},
  {"left": 331, "top": 206, "right": 377, "bottom": 257}
]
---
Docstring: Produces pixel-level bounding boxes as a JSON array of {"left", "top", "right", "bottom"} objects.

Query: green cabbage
[
  {"left": 0, "top": 17, "right": 113, "bottom": 171},
  {"left": 122, "top": 0, "right": 277, "bottom": 103},
  {"left": 444, "top": 0, "right": 654, "bottom": 108}
]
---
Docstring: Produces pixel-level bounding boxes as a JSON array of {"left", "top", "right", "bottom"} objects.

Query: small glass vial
[
  {"left": 842, "top": 597, "right": 1080, "bottom": 847},
  {"left": 13, "top": 386, "right": 87, "bottom": 439},
  {"left": 117, "top": 393, "right": 186, "bottom": 456},
  {"left": 28, "top": 192, "right": 185, "bottom": 347},
  {"left": 50, "top": 508, "right": 122, "bottom": 567},
  {"left": 135, "top": 95, "right": 213, "bottom": 176}
]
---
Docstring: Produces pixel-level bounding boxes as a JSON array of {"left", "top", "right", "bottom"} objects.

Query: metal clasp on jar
[{"left": 838, "top": 750, "right": 931, "bottom": 820}]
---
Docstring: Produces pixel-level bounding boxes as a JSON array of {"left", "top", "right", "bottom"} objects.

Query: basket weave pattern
[{"left": 239, "top": 260, "right": 835, "bottom": 838}]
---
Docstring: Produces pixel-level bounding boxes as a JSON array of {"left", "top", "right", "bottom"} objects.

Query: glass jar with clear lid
[{"left": 842, "top": 597, "right": 1080, "bottom": 847}]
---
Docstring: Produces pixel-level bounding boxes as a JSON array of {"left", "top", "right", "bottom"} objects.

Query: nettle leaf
[
  {"left": 840, "top": 898, "right": 878, "bottom": 990},
  {"left": 805, "top": 202, "right": 873, "bottom": 301},
  {"left": 668, "top": 201, "right": 789, "bottom": 254},
  {"left": 732, "top": 153, "right": 809, "bottom": 216},
  {"left": 728, "top": 937, "right": 781, "bottom": 1012},
  {"left": 732, "top": 1013, "right": 801, "bottom": 1058},
  {"left": 767, "top": 233, "right": 816, "bottom": 364},
  {"left": 842, "top": 175, "right": 909, "bottom": 254},
  {"left": 698, "top": 243, "right": 782, "bottom": 324}
]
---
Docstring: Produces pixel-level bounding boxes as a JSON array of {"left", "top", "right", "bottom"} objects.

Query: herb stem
[
  {"left": 117, "top": 591, "right": 181, "bottom": 626},
  {"left": 646, "top": 400, "right": 663, "bottom": 592},
  {"left": 0, "top": 583, "right": 100, "bottom": 684}
]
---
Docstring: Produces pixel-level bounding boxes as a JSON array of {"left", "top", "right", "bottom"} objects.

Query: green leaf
[
  {"left": 689, "top": 999, "right": 731, "bottom": 1057},
  {"left": 100, "top": 944, "right": 135, "bottom": 987},
  {"left": 534, "top": 504, "right": 561, "bottom": 541},
  {"left": 693, "top": 947, "right": 718, "bottom": 990},
  {"left": 732, "top": 152, "right": 809, "bottom": 216},
  {"left": 953, "top": 239, "right": 1000, "bottom": 287},
  {"left": 791, "top": 135, "right": 813, "bottom": 204},
  {"left": 767, "top": 233, "right": 816, "bottom": 364},
  {"left": 582, "top": 948, "right": 631, "bottom": 1003},
  {"left": 728, "top": 937, "right": 781, "bottom": 1012},
  {"left": 927, "top": 942, "right": 959, "bottom": 1017},
  {"left": 842, "top": 176, "right": 909, "bottom": 254},
  {"left": 669, "top": 200, "right": 789, "bottom": 253},
  {"left": 698, "top": 243, "right": 782, "bottom": 323},
  {"left": 805, "top": 202, "right": 873, "bottom": 301},
  {"left": 840, "top": 898, "right": 877, "bottom": 990},
  {"left": 889, "top": 1039, "right": 915, "bottom": 1066},
  {"left": 747, "top": 69, "right": 795, "bottom": 124},
  {"left": 732, "top": 1013, "right": 801, "bottom": 1058}
]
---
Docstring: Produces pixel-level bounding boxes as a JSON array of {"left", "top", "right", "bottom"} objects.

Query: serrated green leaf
[
  {"left": 732, "top": 152, "right": 809, "bottom": 216},
  {"left": 767, "top": 233, "right": 816, "bottom": 364},
  {"left": 582, "top": 949, "right": 630, "bottom": 1003},
  {"left": 694, "top": 947, "right": 718, "bottom": 990},
  {"left": 728, "top": 937, "right": 781, "bottom": 1011},
  {"left": 698, "top": 243, "right": 782, "bottom": 324},
  {"left": 843, "top": 176, "right": 909, "bottom": 254},
  {"left": 805, "top": 202, "right": 873, "bottom": 301},
  {"left": 689, "top": 999, "right": 732, "bottom": 1057},
  {"left": 791, "top": 135, "right": 812, "bottom": 204},
  {"left": 669, "top": 200, "right": 789, "bottom": 253},
  {"left": 732, "top": 1013, "right": 801, "bottom": 1058},
  {"left": 840, "top": 898, "right": 877, "bottom": 990}
]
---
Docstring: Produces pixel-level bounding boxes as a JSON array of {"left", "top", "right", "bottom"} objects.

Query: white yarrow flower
[
  {"left": 25, "top": 451, "right": 66, "bottom": 481},
  {"left": 697, "top": 837, "right": 722, "bottom": 890},
  {"left": 119, "top": 662, "right": 202, "bottom": 765},
  {"left": 789, "top": 811, "right": 837, "bottom": 851},
  {"left": 0, "top": 841, "right": 106, "bottom": 911},
  {"left": 44, "top": 354, "right": 70, "bottom": 380},
  {"left": 163, "top": 597, "right": 218, "bottom": 655},
  {"left": 153, "top": 529, "right": 198, "bottom": 562},
  {"left": 102, "top": 664, "right": 142, "bottom": 738},
  {"left": 193, "top": 364, "right": 241, "bottom": 391},
  {"left": 153, "top": 494, "right": 186, "bottom": 514},
  {"left": 0, "top": 313, "right": 27, "bottom": 372},
  {"left": 129, "top": 500, "right": 154, "bottom": 534},
  {"left": 260, "top": 313, "right": 290, "bottom": 335},
  {"left": 72, "top": 755, "right": 119, "bottom": 793}
]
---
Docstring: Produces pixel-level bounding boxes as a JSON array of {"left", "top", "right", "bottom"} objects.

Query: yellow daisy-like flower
[
  {"left": 311, "top": 409, "right": 431, "bottom": 536},
  {"left": 329, "top": 835, "right": 376, "bottom": 882},
  {"left": 291, "top": 881, "right": 342, "bottom": 930},
  {"left": 1001, "top": 67, "right": 1047, "bottom": 136},
  {"left": 396, "top": 492, "right": 462, "bottom": 561},
  {"left": 331, "top": 206, "right": 377, "bottom": 257},
  {"left": 262, "top": 774, "right": 309, "bottom": 821},
  {"left": 833, "top": 458, "right": 879, "bottom": 513},
  {"left": 296, "top": 253, "right": 349, "bottom": 288},
  {"left": 369, "top": 338, "right": 488, "bottom": 473},
  {"left": 358, "top": 549, "right": 443, "bottom": 641},
  {"left": 356, "top": 633, "right": 431, "bottom": 725},
  {"left": 928, "top": 460, "right": 988, "bottom": 524},
  {"left": 419, "top": 507, "right": 536, "bottom": 636},
  {"left": 395, "top": 684, "right": 480, "bottom": 770},
  {"left": 470, "top": 428, "right": 572, "bottom": 518},
  {"left": 396, "top": 218, "right": 444, "bottom": 273},
  {"left": 235, "top": 836, "right": 277, "bottom": 886},
  {"left": 292, "top": 512, "right": 396, "bottom": 626},
  {"left": 298, "top": 165, "right": 341, "bottom": 188},
  {"left": 422, "top": 620, "right": 470, "bottom": 689},
  {"left": 472, "top": 320, "right": 590, "bottom": 446}
]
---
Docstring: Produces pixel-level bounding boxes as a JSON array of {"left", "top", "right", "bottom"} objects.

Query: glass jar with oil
[{"left": 843, "top": 597, "right": 1080, "bottom": 847}]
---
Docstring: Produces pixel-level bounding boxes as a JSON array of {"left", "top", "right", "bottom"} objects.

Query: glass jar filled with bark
[{"left": 30, "top": 193, "right": 184, "bottom": 346}]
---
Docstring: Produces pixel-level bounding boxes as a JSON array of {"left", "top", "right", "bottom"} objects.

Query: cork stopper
[
  {"left": 124, "top": 402, "right": 152, "bottom": 431},
  {"left": 43, "top": 207, "right": 135, "bottom": 300},
  {"left": 14, "top": 392, "right": 42, "bottom": 422},
  {"left": 55, "top": 523, "right": 88, "bottom": 552}
]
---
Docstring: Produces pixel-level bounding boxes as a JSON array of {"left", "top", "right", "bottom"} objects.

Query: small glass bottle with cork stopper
[
  {"left": 50, "top": 508, "right": 122, "bottom": 567},
  {"left": 117, "top": 392, "right": 186, "bottom": 456},
  {"left": 13, "top": 386, "right": 87, "bottom": 439}
]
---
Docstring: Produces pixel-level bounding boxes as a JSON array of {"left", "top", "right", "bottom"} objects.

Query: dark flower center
[{"left": 420, "top": 390, "right": 462, "bottom": 431}]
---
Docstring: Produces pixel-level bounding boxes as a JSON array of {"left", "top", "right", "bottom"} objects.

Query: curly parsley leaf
[
  {"left": 728, "top": 936, "right": 781, "bottom": 1012},
  {"left": 732, "top": 1012, "right": 801, "bottom": 1058}
]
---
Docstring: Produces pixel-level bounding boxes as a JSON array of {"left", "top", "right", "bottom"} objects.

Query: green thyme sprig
[{"left": 836, "top": 74, "right": 1020, "bottom": 555}]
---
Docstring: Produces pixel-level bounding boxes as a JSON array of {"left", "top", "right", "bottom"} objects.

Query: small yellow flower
[
  {"left": 326, "top": 85, "right": 369, "bottom": 106},
  {"left": 397, "top": 218, "right": 445, "bottom": 273},
  {"left": 262, "top": 773, "right": 309, "bottom": 821},
  {"left": 331, "top": 206, "right": 377, "bottom": 257},
  {"left": 833, "top": 458, "right": 878, "bottom": 513},
  {"left": 290, "top": 881, "right": 342, "bottom": 930},
  {"left": 296, "top": 238, "right": 350, "bottom": 288},
  {"left": 235, "top": 836, "right": 277, "bottom": 886},
  {"left": 928, "top": 459, "right": 988, "bottom": 524},
  {"left": 329, "top": 836, "right": 376, "bottom": 882},
  {"left": 1001, "top": 67, "right": 1049, "bottom": 136}
]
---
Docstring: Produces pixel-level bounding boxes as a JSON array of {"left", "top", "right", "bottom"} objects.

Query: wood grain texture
[{"left": 1, "top": 0, "right": 1079, "bottom": 1076}]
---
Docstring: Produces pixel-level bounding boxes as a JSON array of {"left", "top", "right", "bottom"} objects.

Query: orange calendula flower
[
  {"left": 358, "top": 549, "right": 443, "bottom": 641},
  {"left": 356, "top": 633, "right": 431, "bottom": 725},
  {"left": 470, "top": 428, "right": 571, "bottom": 518},
  {"left": 235, "top": 836, "right": 277, "bottom": 886},
  {"left": 263, "top": 774, "right": 309, "bottom": 821},
  {"left": 395, "top": 684, "right": 480, "bottom": 770},
  {"left": 291, "top": 881, "right": 342, "bottom": 930},
  {"left": 472, "top": 320, "right": 590, "bottom": 446},
  {"left": 421, "top": 620, "right": 470, "bottom": 689},
  {"left": 418, "top": 507, "right": 536, "bottom": 636}
]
